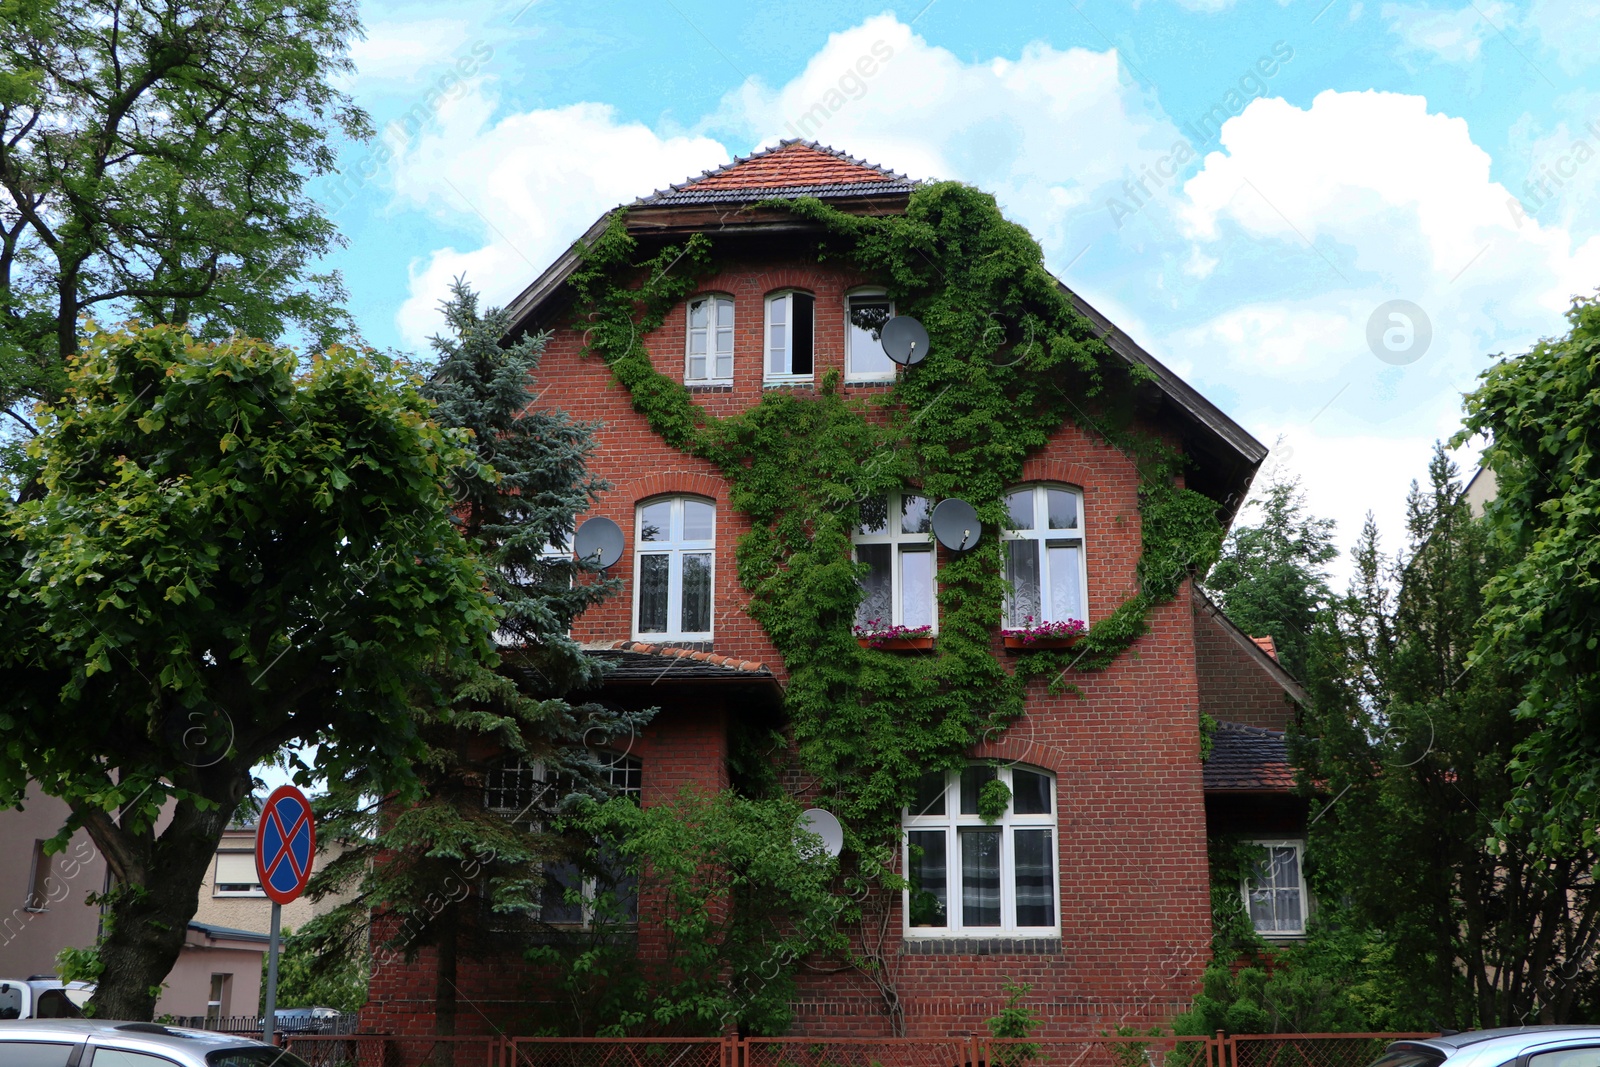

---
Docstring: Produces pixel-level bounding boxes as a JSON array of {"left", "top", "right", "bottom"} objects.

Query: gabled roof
[
  {"left": 501, "top": 142, "right": 1267, "bottom": 513},
  {"left": 635, "top": 141, "right": 916, "bottom": 206},
  {"left": 1252, "top": 635, "right": 1279, "bottom": 661},
  {"left": 1204, "top": 721, "right": 1295, "bottom": 793}
]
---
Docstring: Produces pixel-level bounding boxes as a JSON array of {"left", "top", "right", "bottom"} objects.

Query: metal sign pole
[{"left": 262, "top": 901, "right": 281, "bottom": 1047}]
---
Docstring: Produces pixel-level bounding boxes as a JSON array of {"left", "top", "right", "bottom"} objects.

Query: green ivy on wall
[{"left": 565, "top": 181, "right": 1225, "bottom": 859}]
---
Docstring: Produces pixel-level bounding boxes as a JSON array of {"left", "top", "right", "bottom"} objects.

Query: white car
[
  {"left": 0, "top": 978, "right": 95, "bottom": 1020},
  {"left": 0, "top": 1019, "right": 311, "bottom": 1066}
]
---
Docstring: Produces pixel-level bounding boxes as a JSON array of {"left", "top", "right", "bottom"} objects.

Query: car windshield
[
  {"left": 206, "top": 1050, "right": 313, "bottom": 1067},
  {"left": 1367, "top": 1049, "right": 1447, "bottom": 1067}
]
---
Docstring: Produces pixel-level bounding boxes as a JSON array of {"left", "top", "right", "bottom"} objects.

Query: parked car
[
  {"left": 267, "top": 1006, "right": 348, "bottom": 1035},
  {"left": 1372, "top": 1028, "right": 1600, "bottom": 1067},
  {"left": 0, "top": 1019, "right": 312, "bottom": 1065},
  {"left": 0, "top": 977, "right": 95, "bottom": 1020}
]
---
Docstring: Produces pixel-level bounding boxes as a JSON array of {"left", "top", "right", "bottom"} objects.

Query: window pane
[
  {"left": 638, "top": 555, "right": 669, "bottom": 633},
  {"left": 858, "top": 495, "right": 889, "bottom": 535},
  {"left": 1011, "top": 769, "right": 1051, "bottom": 814},
  {"left": 960, "top": 828, "right": 1002, "bottom": 927},
  {"left": 900, "top": 494, "right": 932, "bottom": 534},
  {"left": 856, "top": 544, "right": 892, "bottom": 629},
  {"left": 90, "top": 1052, "right": 179, "bottom": 1067},
  {"left": 1271, "top": 846, "right": 1300, "bottom": 888},
  {"left": 683, "top": 500, "right": 715, "bottom": 541},
  {"left": 541, "top": 860, "right": 585, "bottom": 924},
  {"left": 595, "top": 840, "right": 638, "bottom": 922},
  {"left": 912, "top": 771, "right": 946, "bottom": 816},
  {"left": 1005, "top": 540, "right": 1041, "bottom": 626},
  {"left": 959, "top": 764, "right": 997, "bottom": 815},
  {"left": 689, "top": 330, "right": 707, "bottom": 355},
  {"left": 1047, "top": 544, "right": 1083, "bottom": 623},
  {"left": 900, "top": 548, "right": 933, "bottom": 629},
  {"left": 716, "top": 298, "right": 734, "bottom": 327},
  {"left": 1014, "top": 829, "right": 1055, "bottom": 927},
  {"left": 681, "top": 552, "right": 712, "bottom": 633},
  {"left": 1047, "top": 488, "right": 1079, "bottom": 529},
  {"left": 689, "top": 299, "right": 708, "bottom": 328},
  {"left": 688, "top": 354, "right": 707, "bottom": 380},
  {"left": 639, "top": 501, "right": 671, "bottom": 542},
  {"left": 1005, "top": 489, "right": 1034, "bottom": 530},
  {"left": 0, "top": 1043, "right": 75, "bottom": 1067},
  {"left": 1276, "top": 888, "right": 1302, "bottom": 930},
  {"left": 1248, "top": 887, "right": 1277, "bottom": 931},
  {"left": 792, "top": 292, "right": 814, "bottom": 375},
  {"left": 908, "top": 830, "right": 948, "bottom": 928},
  {"left": 849, "top": 297, "right": 895, "bottom": 376},
  {"left": 715, "top": 323, "right": 733, "bottom": 379}
]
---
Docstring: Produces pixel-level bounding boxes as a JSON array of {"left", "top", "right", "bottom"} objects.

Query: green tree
[
  {"left": 1298, "top": 446, "right": 1600, "bottom": 1026},
  {"left": 269, "top": 926, "right": 366, "bottom": 1014},
  {"left": 1456, "top": 294, "right": 1600, "bottom": 857},
  {"left": 298, "top": 284, "right": 647, "bottom": 1037},
  {"left": 0, "top": 0, "right": 368, "bottom": 417},
  {"left": 1204, "top": 477, "right": 1338, "bottom": 680},
  {"left": 0, "top": 323, "right": 498, "bottom": 1020}
]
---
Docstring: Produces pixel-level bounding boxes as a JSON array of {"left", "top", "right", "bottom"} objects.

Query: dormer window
[
  {"left": 765, "top": 291, "right": 814, "bottom": 383},
  {"left": 686, "top": 294, "right": 734, "bottom": 384},
  {"left": 846, "top": 290, "right": 895, "bottom": 382}
]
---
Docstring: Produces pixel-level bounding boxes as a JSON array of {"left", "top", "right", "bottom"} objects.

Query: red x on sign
[{"left": 255, "top": 785, "right": 316, "bottom": 905}]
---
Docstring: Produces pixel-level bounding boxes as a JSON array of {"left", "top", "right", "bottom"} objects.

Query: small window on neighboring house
[
  {"left": 213, "top": 852, "right": 264, "bottom": 897},
  {"left": 26, "top": 840, "right": 49, "bottom": 910},
  {"left": 853, "top": 492, "right": 936, "bottom": 634},
  {"left": 634, "top": 497, "right": 714, "bottom": 642},
  {"left": 686, "top": 294, "right": 734, "bottom": 384},
  {"left": 765, "top": 291, "right": 815, "bottom": 382},
  {"left": 205, "top": 973, "right": 232, "bottom": 1024},
  {"left": 1243, "top": 840, "right": 1306, "bottom": 937},
  {"left": 1001, "top": 484, "right": 1088, "bottom": 629},
  {"left": 902, "top": 764, "right": 1059, "bottom": 935},
  {"left": 846, "top": 290, "right": 896, "bottom": 381}
]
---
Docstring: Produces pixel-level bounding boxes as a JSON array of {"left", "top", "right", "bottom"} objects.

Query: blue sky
[{"left": 314, "top": 0, "right": 1600, "bottom": 578}]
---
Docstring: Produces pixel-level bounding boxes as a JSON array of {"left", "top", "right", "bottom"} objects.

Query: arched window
[
  {"left": 483, "top": 755, "right": 546, "bottom": 830},
  {"left": 903, "top": 764, "right": 1059, "bottom": 935},
  {"left": 686, "top": 294, "right": 734, "bottom": 384},
  {"left": 634, "top": 496, "right": 715, "bottom": 642},
  {"left": 1000, "top": 484, "right": 1087, "bottom": 629},
  {"left": 853, "top": 491, "right": 935, "bottom": 634},
  {"left": 765, "top": 290, "right": 815, "bottom": 382},
  {"left": 846, "top": 288, "right": 895, "bottom": 382}
]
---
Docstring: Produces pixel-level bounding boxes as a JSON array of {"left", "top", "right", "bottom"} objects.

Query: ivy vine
[{"left": 565, "top": 182, "right": 1225, "bottom": 857}]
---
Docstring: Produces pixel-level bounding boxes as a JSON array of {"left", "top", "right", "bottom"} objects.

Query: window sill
[
  {"left": 844, "top": 376, "right": 896, "bottom": 386},
  {"left": 857, "top": 636, "right": 935, "bottom": 651},
  {"left": 685, "top": 382, "right": 733, "bottom": 392},
  {"left": 632, "top": 637, "right": 713, "bottom": 650},
  {"left": 900, "top": 936, "right": 1061, "bottom": 955},
  {"left": 23, "top": 906, "right": 48, "bottom": 914},
  {"left": 763, "top": 378, "right": 815, "bottom": 389}
]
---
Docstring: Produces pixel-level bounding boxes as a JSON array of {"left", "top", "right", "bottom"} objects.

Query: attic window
[{"left": 765, "top": 291, "right": 814, "bottom": 383}]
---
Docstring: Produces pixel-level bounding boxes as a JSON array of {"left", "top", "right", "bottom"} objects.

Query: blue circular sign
[{"left": 255, "top": 785, "right": 316, "bottom": 905}]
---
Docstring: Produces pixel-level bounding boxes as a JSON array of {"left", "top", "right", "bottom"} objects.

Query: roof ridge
[{"left": 637, "top": 140, "right": 912, "bottom": 204}]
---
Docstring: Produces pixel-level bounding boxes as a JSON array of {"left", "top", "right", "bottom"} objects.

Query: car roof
[
  {"left": 1389, "top": 1026, "right": 1600, "bottom": 1067},
  {"left": 0, "top": 1018, "right": 269, "bottom": 1051}
]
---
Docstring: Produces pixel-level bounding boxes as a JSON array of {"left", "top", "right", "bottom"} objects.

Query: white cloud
[
  {"left": 1380, "top": 0, "right": 1514, "bottom": 64},
  {"left": 388, "top": 90, "right": 726, "bottom": 348},
  {"left": 349, "top": 17, "right": 476, "bottom": 85}
]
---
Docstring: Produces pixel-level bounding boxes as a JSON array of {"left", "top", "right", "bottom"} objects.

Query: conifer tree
[{"left": 302, "top": 282, "right": 647, "bottom": 1035}]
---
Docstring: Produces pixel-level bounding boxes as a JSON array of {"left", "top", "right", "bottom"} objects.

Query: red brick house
[{"left": 361, "top": 142, "right": 1307, "bottom": 1038}]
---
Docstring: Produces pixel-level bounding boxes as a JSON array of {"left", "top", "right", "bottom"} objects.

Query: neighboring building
[
  {"left": 347, "top": 140, "right": 1302, "bottom": 1037},
  {"left": 0, "top": 797, "right": 343, "bottom": 1020}
]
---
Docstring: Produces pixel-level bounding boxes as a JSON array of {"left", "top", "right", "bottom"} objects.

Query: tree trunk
[
  {"left": 434, "top": 909, "right": 459, "bottom": 1037},
  {"left": 84, "top": 778, "right": 244, "bottom": 1020}
]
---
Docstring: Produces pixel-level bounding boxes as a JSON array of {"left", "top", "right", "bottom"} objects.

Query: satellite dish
[
  {"left": 572, "top": 516, "right": 624, "bottom": 569},
  {"left": 797, "top": 808, "right": 844, "bottom": 859},
  {"left": 931, "top": 498, "right": 981, "bottom": 552},
  {"left": 880, "top": 316, "right": 930, "bottom": 366}
]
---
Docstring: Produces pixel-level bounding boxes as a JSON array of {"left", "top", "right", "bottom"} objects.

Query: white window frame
[
  {"left": 1241, "top": 839, "right": 1307, "bottom": 938},
  {"left": 1000, "top": 484, "right": 1089, "bottom": 629},
  {"left": 764, "top": 290, "right": 815, "bottom": 384},
  {"left": 845, "top": 288, "right": 896, "bottom": 383},
  {"left": 901, "top": 764, "right": 1060, "bottom": 937},
  {"left": 632, "top": 496, "right": 715, "bottom": 643},
  {"left": 853, "top": 491, "right": 938, "bottom": 634},
  {"left": 686, "top": 293, "right": 735, "bottom": 385}
]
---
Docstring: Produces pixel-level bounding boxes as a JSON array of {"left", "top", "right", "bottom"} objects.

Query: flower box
[
  {"left": 1002, "top": 634, "right": 1079, "bottom": 651},
  {"left": 857, "top": 635, "right": 935, "bottom": 651},
  {"left": 1000, "top": 618, "right": 1086, "bottom": 651}
]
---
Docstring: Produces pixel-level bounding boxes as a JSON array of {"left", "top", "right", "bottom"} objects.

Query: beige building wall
[
  {"left": 191, "top": 826, "right": 347, "bottom": 937},
  {"left": 0, "top": 786, "right": 107, "bottom": 980},
  {"left": 154, "top": 923, "right": 265, "bottom": 1022}
]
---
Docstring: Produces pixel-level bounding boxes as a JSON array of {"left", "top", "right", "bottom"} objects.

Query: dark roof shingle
[{"left": 1204, "top": 721, "right": 1296, "bottom": 792}]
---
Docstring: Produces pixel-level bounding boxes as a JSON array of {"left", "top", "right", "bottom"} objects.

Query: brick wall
[
  {"left": 362, "top": 251, "right": 1222, "bottom": 1038},
  {"left": 1193, "top": 600, "right": 1296, "bottom": 732}
]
